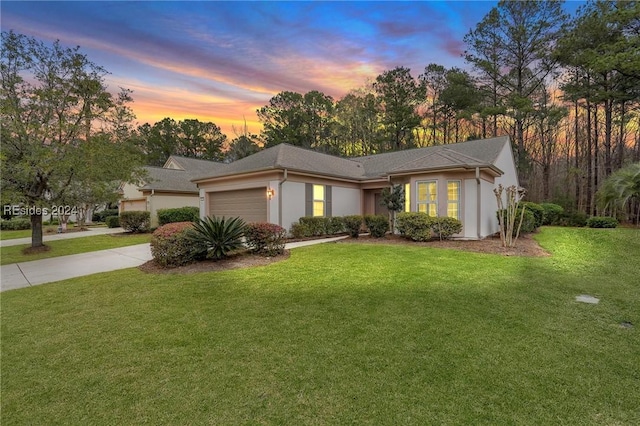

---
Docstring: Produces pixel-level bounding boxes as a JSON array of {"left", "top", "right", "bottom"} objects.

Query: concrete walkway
[
  {"left": 0, "top": 236, "right": 347, "bottom": 292},
  {"left": 0, "top": 226, "right": 125, "bottom": 247}
]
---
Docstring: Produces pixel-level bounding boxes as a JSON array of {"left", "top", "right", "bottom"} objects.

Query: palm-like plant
[
  {"left": 191, "top": 216, "right": 247, "bottom": 260},
  {"left": 597, "top": 163, "right": 640, "bottom": 224}
]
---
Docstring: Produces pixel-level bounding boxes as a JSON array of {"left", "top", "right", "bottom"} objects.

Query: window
[
  {"left": 404, "top": 183, "right": 411, "bottom": 212},
  {"left": 417, "top": 181, "right": 437, "bottom": 216},
  {"left": 447, "top": 181, "right": 460, "bottom": 219},
  {"left": 313, "top": 184, "right": 324, "bottom": 217}
]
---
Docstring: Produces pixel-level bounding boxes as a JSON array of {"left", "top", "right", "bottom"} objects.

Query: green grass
[
  {"left": 0, "top": 233, "right": 151, "bottom": 265},
  {"left": 1, "top": 227, "right": 639, "bottom": 424}
]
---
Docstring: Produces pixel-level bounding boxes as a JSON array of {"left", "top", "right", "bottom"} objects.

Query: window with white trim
[
  {"left": 447, "top": 180, "right": 460, "bottom": 220},
  {"left": 417, "top": 181, "right": 437, "bottom": 216}
]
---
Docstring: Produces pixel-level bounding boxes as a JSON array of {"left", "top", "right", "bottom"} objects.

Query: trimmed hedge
[
  {"left": 364, "top": 214, "right": 389, "bottom": 238},
  {"left": 557, "top": 211, "right": 588, "bottom": 227},
  {"left": 586, "top": 216, "right": 618, "bottom": 228},
  {"left": 0, "top": 218, "right": 31, "bottom": 230},
  {"left": 150, "top": 222, "right": 207, "bottom": 267},
  {"left": 540, "top": 203, "right": 564, "bottom": 225},
  {"left": 325, "top": 217, "right": 345, "bottom": 235},
  {"left": 396, "top": 212, "right": 433, "bottom": 242},
  {"left": 245, "top": 222, "right": 287, "bottom": 256},
  {"left": 298, "top": 217, "right": 326, "bottom": 236},
  {"left": 105, "top": 216, "right": 120, "bottom": 228},
  {"left": 431, "top": 217, "right": 463, "bottom": 240},
  {"left": 119, "top": 211, "right": 150, "bottom": 233},
  {"left": 157, "top": 206, "right": 200, "bottom": 226},
  {"left": 343, "top": 215, "right": 363, "bottom": 238},
  {"left": 521, "top": 202, "right": 544, "bottom": 229}
]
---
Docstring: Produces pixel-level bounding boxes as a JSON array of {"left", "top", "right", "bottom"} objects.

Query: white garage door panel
[{"left": 209, "top": 188, "right": 267, "bottom": 223}]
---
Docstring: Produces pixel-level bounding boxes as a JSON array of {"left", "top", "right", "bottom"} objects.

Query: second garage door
[{"left": 208, "top": 188, "right": 267, "bottom": 224}]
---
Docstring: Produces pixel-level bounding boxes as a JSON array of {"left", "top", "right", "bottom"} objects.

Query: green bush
[
  {"left": 540, "top": 203, "right": 564, "bottom": 225},
  {"left": 521, "top": 202, "right": 544, "bottom": 228},
  {"left": 299, "top": 217, "right": 327, "bottom": 236},
  {"left": 119, "top": 211, "right": 150, "bottom": 233},
  {"left": 586, "top": 216, "right": 618, "bottom": 228},
  {"left": 0, "top": 218, "right": 31, "bottom": 230},
  {"left": 105, "top": 216, "right": 120, "bottom": 228},
  {"left": 191, "top": 216, "right": 246, "bottom": 260},
  {"left": 150, "top": 222, "right": 207, "bottom": 267},
  {"left": 497, "top": 207, "right": 536, "bottom": 235},
  {"left": 92, "top": 209, "right": 119, "bottom": 222},
  {"left": 396, "top": 212, "right": 433, "bottom": 242},
  {"left": 430, "top": 217, "right": 463, "bottom": 240},
  {"left": 557, "top": 211, "right": 588, "bottom": 227},
  {"left": 245, "top": 222, "right": 287, "bottom": 256},
  {"left": 157, "top": 206, "right": 200, "bottom": 226},
  {"left": 325, "top": 217, "right": 345, "bottom": 235},
  {"left": 343, "top": 215, "right": 363, "bottom": 238},
  {"left": 364, "top": 214, "right": 389, "bottom": 238},
  {"left": 290, "top": 222, "right": 311, "bottom": 239}
]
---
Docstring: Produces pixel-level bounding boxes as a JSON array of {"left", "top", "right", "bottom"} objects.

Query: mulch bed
[{"left": 139, "top": 233, "right": 548, "bottom": 275}]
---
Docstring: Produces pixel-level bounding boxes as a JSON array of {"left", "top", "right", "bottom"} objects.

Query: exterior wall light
[{"left": 266, "top": 188, "right": 275, "bottom": 199}]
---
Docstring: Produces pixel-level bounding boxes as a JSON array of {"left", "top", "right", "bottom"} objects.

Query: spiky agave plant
[{"left": 191, "top": 216, "right": 247, "bottom": 260}]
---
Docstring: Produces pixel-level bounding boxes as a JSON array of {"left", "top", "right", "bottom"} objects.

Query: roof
[
  {"left": 192, "top": 136, "right": 511, "bottom": 183},
  {"left": 142, "top": 156, "right": 227, "bottom": 192}
]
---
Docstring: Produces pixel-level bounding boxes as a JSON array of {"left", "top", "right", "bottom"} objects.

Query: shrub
[
  {"left": 343, "top": 215, "right": 363, "bottom": 238},
  {"left": 191, "top": 216, "right": 246, "bottom": 260},
  {"left": 0, "top": 218, "right": 31, "bottom": 230},
  {"left": 521, "top": 202, "right": 544, "bottom": 228},
  {"left": 290, "top": 222, "right": 311, "bottom": 239},
  {"left": 396, "top": 212, "right": 433, "bottom": 242},
  {"left": 151, "top": 222, "right": 207, "bottom": 267},
  {"left": 430, "top": 217, "right": 463, "bottom": 240},
  {"left": 586, "top": 216, "right": 618, "bottom": 228},
  {"left": 299, "top": 217, "right": 327, "bottom": 236},
  {"left": 92, "top": 209, "right": 119, "bottom": 222},
  {"left": 105, "top": 216, "right": 120, "bottom": 228},
  {"left": 119, "top": 211, "right": 150, "bottom": 233},
  {"left": 557, "top": 211, "right": 588, "bottom": 227},
  {"left": 540, "top": 203, "right": 564, "bottom": 225},
  {"left": 325, "top": 217, "right": 345, "bottom": 235},
  {"left": 157, "top": 206, "right": 200, "bottom": 226},
  {"left": 245, "top": 222, "right": 287, "bottom": 256},
  {"left": 496, "top": 206, "right": 536, "bottom": 236},
  {"left": 364, "top": 214, "right": 389, "bottom": 238}
]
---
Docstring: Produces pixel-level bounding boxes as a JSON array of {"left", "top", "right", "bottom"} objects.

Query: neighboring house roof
[
  {"left": 192, "top": 136, "right": 511, "bottom": 183},
  {"left": 140, "top": 156, "right": 228, "bottom": 193}
]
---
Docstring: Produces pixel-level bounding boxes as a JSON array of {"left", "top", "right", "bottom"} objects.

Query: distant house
[
  {"left": 119, "top": 156, "right": 227, "bottom": 227},
  {"left": 192, "top": 136, "right": 519, "bottom": 239}
]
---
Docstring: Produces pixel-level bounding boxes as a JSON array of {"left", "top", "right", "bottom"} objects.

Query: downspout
[
  {"left": 475, "top": 167, "right": 481, "bottom": 239},
  {"left": 278, "top": 169, "right": 288, "bottom": 227}
]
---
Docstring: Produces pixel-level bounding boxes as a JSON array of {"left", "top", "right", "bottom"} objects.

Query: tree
[
  {"left": 438, "top": 68, "right": 481, "bottom": 143},
  {"left": 373, "top": 67, "right": 421, "bottom": 151},
  {"left": 135, "top": 117, "right": 226, "bottom": 166},
  {"left": 1, "top": 31, "right": 143, "bottom": 247},
  {"left": 380, "top": 184, "right": 405, "bottom": 233},
  {"left": 334, "top": 88, "right": 381, "bottom": 155},
  {"left": 257, "top": 90, "right": 335, "bottom": 150},
  {"left": 465, "top": 1, "right": 567, "bottom": 179},
  {"left": 597, "top": 162, "right": 640, "bottom": 223},
  {"left": 418, "top": 64, "right": 447, "bottom": 145}
]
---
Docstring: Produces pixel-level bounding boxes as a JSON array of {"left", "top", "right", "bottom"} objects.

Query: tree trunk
[{"left": 30, "top": 214, "right": 44, "bottom": 248}]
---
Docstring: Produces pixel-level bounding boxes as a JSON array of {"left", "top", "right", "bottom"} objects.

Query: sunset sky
[{"left": 2, "top": 1, "right": 584, "bottom": 138}]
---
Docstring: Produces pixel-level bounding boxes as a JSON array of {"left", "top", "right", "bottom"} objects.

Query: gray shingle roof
[
  {"left": 192, "top": 136, "right": 510, "bottom": 182},
  {"left": 141, "top": 157, "right": 227, "bottom": 192}
]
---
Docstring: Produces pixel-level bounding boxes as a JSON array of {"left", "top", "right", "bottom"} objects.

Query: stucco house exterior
[
  {"left": 119, "top": 156, "right": 227, "bottom": 227},
  {"left": 192, "top": 136, "right": 519, "bottom": 239}
]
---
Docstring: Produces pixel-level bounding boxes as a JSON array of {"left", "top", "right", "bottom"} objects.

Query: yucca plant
[{"left": 191, "top": 216, "right": 247, "bottom": 260}]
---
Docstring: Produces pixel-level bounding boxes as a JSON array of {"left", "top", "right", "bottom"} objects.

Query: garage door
[{"left": 208, "top": 188, "right": 267, "bottom": 224}]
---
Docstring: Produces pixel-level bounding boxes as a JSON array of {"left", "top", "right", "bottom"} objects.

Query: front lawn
[
  {"left": 0, "top": 233, "right": 151, "bottom": 265},
  {"left": 1, "top": 227, "right": 638, "bottom": 424}
]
